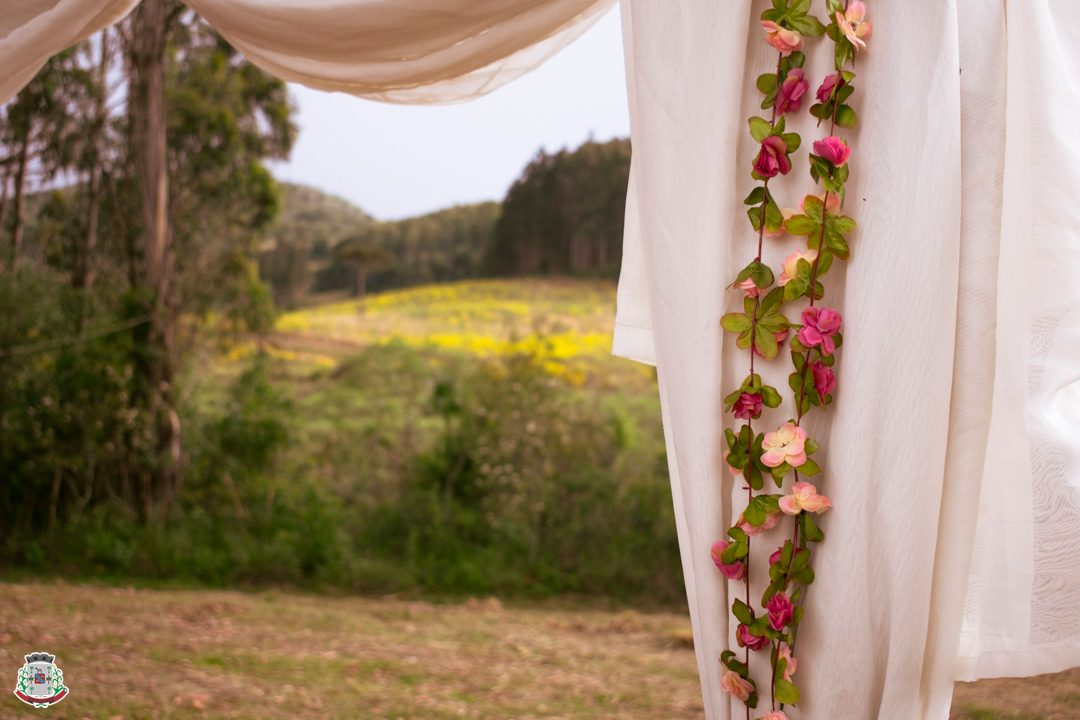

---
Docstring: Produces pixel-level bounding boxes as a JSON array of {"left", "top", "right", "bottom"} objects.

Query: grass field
[
  {"left": 244, "top": 278, "right": 655, "bottom": 389},
  {"left": 0, "top": 581, "right": 1076, "bottom": 719}
]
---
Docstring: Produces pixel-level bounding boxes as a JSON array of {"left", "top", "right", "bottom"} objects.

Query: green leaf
[
  {"left": 760, "top": 286, "right": 785, "bottom": 312},
  {"left": 754, "top": 325, "right": 779, "bottom": 359},
  {"left": 835, "top": 37, "right": 853, "bottom": 70},
  {"left": 749, "top": 116, "right": 773, "bottom": 143},
  {"left": 828, "top": 215, "right": 857, "bottom": 234},
  {"left": 783, "top": 278, "right": 809, "bottom": 301},
  {"left": 761, "top": 385, "right": 782, "bottom": 408},
  {"left": 736, "top": 260, "right": 775, "bottom": 289},
  {"left": 744, "top": 186, "right": 766, "bottom": 205},
  {"left": 764, "top": 199, "right": 784, "bottom": 232},
  {"left": 775, "top": 678, "right": 800, "bottom": 705},
  {"left": 798, "top": 458, "right": 821, "bottom": 476},
  {"left": 733, "top": 598, "right": 754, "bottom": 625},
  {"left": 721, "top": 312, "right": 752, "bottom": 333},
  {"left": 801, "top": 512, "right": 825, "bottom": 543},
  {"left": 801, "top": 194, "right": 824, "bottom": 218},
  {"left": 756, "top": 73, "right": 778, "bottom": 94},
  {"left": 825, "top": 228, "right": 850, "bottom": 259},
  {"left": 788, "top": 14, "right": 826, "bottom": 37},
  {"left": 835, "top": 104, "right": 857, "bottom": 129},
  {"left": 748, "top": 205, "right": 763, "bottom": 232},
  {"left": 784, "top": 214, "right": 818, "bottom": 236},
  {"left": 781, "top": 132, "right": 801, "bottom": 153},
  {"left": 788, "top": 0, "right": 812, "bottom": 14}
]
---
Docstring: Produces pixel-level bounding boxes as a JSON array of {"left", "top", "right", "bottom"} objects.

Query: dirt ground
[{"left": 0, "top": 582, "right": 1074, "bottom": 719}]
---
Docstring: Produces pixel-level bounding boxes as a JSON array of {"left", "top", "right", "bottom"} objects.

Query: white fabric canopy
[
  {"left": 0, "top": 0, "right": 614, "bottom": 106},
  {"left": 3, "top": 1, "right": 1079, "bottom": 718}
]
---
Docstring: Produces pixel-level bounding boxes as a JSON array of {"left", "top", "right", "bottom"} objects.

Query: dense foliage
[{"left": 487, "top": 138, "right": 631, "bottom": 278}]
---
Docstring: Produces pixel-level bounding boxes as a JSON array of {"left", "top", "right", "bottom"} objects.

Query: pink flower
[
  {"left": 737, "top": 510, "right": 781, "bottom": 536},
  {"left": 769, "top": 545, "right": 784, "bottom": 566},
  {"left": 720, "top": 669, "right": 754, "bottom": 701},
  {"left": 816, "top": 72, "right": 841, "bottom": 103},
  {"left": 778, "top": 248, "right": 817, "bottom": 286},
  {"left": 797, "top": 306, "right": 843, "bottom": 355},
  {"left": 767, "top": 591, "right": 794, "bottom": 631},
  {"left": 811, "top": 360, "right": 836, "bottom": 402},
  {"left": 754, "top": 135, "right": 792, "bottom": 178},
  {"left": 711, "top": 540, "right": 746, "bottom": 580},
  {"left": 733, "top": 392, "right": 764, "bottom": 420},
  {"left": 737, "top": 623, "right": 770, "bottom": 651},
  {"left": 836, "top": 1, "right": 872, "bottom": 50},
  {"left": 736, "top": 278, "right": 761, "bottom": 297},
  {"left": 761, "top": 422, "right": 807, "bottom": 468},
  {"left": 799, "top": 192, "right": 841, "bottom": 215},
  {"left": 779, "top": 481, "right": 833, "bottom": 515},
  {"left": 761, "top": 20, "right": 803, "bottom": 55},
  {"left": 775, "top": 68, "right": 809, "bottom": 115},
  {"left": 761, "top": 711, "right": 790, "bottom": 720},
  {"left": 813, "top": 136, "right": 852, "bottom": 167},
  {"left": 778, "top": 644, "right": 798, "bottom": 681}
]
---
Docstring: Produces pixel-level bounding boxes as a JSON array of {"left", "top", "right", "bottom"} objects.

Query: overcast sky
[{"left": 270, "top": 8, "right": 629, "bottom": 221}]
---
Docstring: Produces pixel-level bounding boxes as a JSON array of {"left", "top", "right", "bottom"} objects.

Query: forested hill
[
  {"left": 259, "top": 137, "right": 631, "bottom": 307},
  {"left": 486, "top": 137, "right": 631, "bottom": 278}
]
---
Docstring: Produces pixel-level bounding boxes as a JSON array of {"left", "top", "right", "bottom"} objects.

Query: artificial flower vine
[{"left": 713, "top": 1, "right": 869, "bottom": 718}]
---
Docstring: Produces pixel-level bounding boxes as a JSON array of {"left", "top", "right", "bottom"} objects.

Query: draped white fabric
[
  {"left": 0, "top": 0, "right": 614, "bottom": 105},
  {"left": 615, "top": 0, "right": 1080, "bottom": 718},
  {"left": 3, "top": 0, "right": 1079, "bottom": 718}
]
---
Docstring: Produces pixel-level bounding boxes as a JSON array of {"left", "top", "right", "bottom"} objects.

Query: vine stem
[
  {"left": 742, "top": 50, "right": 783, "bottom": 720},
  {"left": 787, "top": 2, "right": 856, "bottom": 668}
]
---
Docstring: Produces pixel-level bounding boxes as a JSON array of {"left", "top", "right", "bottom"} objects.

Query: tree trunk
[
  {"left": 74, "top": 30, "right": 110, "bottom": 293},
  {"left": 9, "top": 130, "right": 30, "bottom": 268},
  {"left": 0, "top": 167, "right": 9, "bottom": 255},
  {"left": 130, "top": 0, "right": 179, "bottom": 523}
]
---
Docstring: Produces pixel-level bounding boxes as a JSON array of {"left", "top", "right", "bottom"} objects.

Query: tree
[
  {"left": 335, "top": 237, "right": 392, "bottom": 308},
  {"left": 486, "top": 138, "right": 630, "bottom": 278}
]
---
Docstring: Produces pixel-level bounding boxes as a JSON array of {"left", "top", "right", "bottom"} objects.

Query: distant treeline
[{"left": 259, "top": 138, "right": 631, "bottom": 308}]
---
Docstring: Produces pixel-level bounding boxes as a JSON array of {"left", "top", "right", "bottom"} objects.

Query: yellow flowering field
[{"left": 255, "top": 278, "right": 655, "bottom": 389}]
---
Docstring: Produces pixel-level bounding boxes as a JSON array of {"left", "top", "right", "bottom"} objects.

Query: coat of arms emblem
[{"left": 14, "top": 652, "right": 69, "bottom": 708}]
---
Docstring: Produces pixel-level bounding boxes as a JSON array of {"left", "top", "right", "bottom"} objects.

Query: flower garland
[{"left": 713, "top": 1, "right": 870, "bottom": 718}]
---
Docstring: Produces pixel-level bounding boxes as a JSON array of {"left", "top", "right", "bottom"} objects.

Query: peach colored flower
[
  {"left": 779, "top": 481, "right": 833, "bottom": 515},
  {"left": 778, "top": 248, "right": 817, "bottom": 286},
  {"left": 737, "top": 509, "right": 781, "bottom": 537},
  {"left": 736, "top": 278, "right": 761, "bottom": 297},
  {"left": 761, "top": 20, "right": 804, "bottom": 54},
  {"left": 761, "top": 422, "right": 807, "bottom": 468},
  {"left": 720, "top": 669, "right": 754, "bottom": 701},
  {"left": 760, "top": 712, "right": 790, "bottom": 720},
  {"left": 836, "top": 1, "right": 872, "bottom": 50},
  {"left": 778, "top": 644, "right": 798, "bottom": 682}
]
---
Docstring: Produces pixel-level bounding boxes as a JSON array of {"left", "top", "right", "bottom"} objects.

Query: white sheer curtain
[
  {"left": 3, "top": 1, "right": 1079, "bottom": 718},
  {"left": 0, "top": 0, "right": 614, "bottom": 105},
  {"left": 615, "top": 0, "right": 1080, "bottom": 718}
]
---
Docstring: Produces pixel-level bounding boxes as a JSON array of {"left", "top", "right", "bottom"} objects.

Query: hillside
[{"left": 258, "top": 183, "right": 375, "bottom": 307}]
